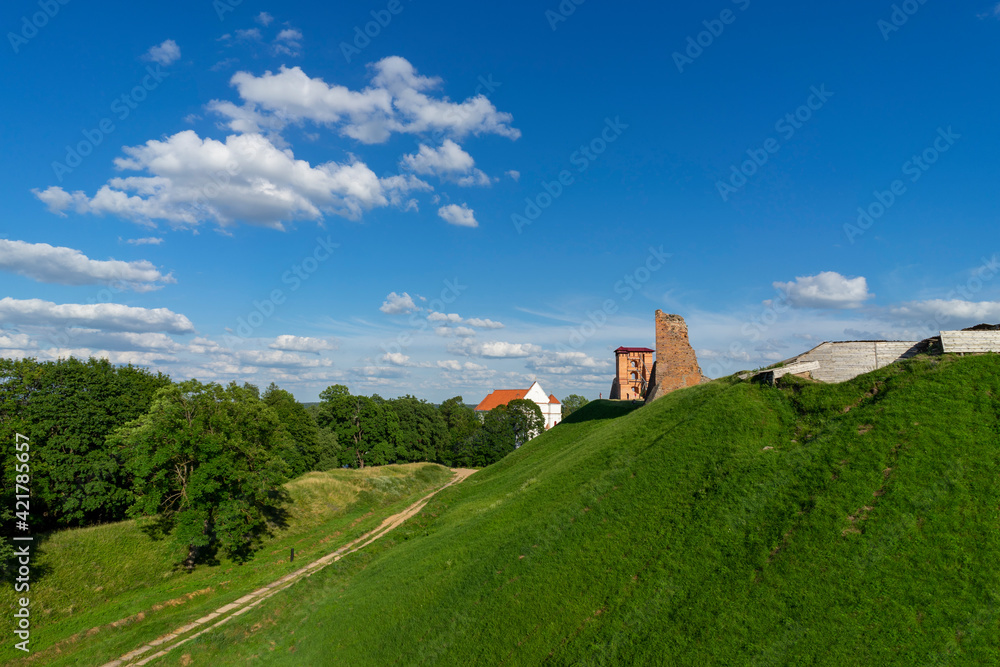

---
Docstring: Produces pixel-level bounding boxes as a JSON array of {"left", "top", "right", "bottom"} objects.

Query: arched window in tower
[
  {"left": 630, "top": 360, "right": 638, "bottom": 368},
  {"left": 630, "top": 372, "right": 638, "bottom": 381}
]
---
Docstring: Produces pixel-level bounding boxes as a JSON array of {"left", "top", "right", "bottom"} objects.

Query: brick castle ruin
[{"left": 610, "top": 310, "right": 707, "bottom": 403}]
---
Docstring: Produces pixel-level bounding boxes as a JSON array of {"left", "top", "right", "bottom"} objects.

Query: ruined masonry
[{"left": 643, "top": 311, "right": 707, "bottom": 403}]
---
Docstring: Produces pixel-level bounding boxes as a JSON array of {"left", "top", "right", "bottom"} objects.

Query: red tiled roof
[
  {"left": 615, "top": 346, "right": 654, "bottom": 353},
  {"left": 475, "top": 389, "right": 528, "bottom": 411},
  {"left": 548, "top": 394, "right": 560, "bottom": 404}
]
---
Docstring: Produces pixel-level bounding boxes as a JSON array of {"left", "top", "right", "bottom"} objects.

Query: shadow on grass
[{"left": 560, "top": 399, "right": 644, "bottom": 425}]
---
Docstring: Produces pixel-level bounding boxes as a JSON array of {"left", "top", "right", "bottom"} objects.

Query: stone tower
[
  {"left": 644, "top": 311, "right": 705, "bottom": 403},
  {"left": 608, "top": 347, "right": 654, "bottom": 400}
]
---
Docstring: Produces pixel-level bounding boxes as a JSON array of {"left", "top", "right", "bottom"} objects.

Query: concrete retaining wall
[
  {"left": 794, "top": 341, "right": 921, "bottom": 383},
  {"left": 940, "top": 331, "right": 1000, "bottom": 353}
]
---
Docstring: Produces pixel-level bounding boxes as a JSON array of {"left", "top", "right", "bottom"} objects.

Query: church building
[{"left": 474, "top": 381, "right": 561, "bottom": 430}]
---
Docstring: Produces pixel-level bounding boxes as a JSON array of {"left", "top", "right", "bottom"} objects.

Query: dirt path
[{"left": 101, "top": 468, "right": 477, "bottom": 667}]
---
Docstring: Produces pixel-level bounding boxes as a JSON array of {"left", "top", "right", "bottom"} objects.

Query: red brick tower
[
  {"left": 609, "top": 347, "right": 654, "bottom": 400},
  {"left": 644, "top": 311, "right": 705, "bottom": 402}
]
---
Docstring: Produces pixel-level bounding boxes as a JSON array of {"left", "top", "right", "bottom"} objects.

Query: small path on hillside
[{"left": 101, "top": 468, "right": 477, "bottom": 667}]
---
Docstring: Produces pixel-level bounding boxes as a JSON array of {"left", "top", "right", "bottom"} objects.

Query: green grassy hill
[{"left": 15, "top": 353, "right": 1000, "bottom": 665}]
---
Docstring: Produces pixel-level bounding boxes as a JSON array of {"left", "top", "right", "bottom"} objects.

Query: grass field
[
  {"left": 9, "top": 353, "right": 1000, "bottom": 665},
  {"left": 1, "top": 463, "right": 453, "bottom": 666}
]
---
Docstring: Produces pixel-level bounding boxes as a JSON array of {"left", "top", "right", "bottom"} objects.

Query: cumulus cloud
[
  {"left": 438, "top": 203, "right": 477, "bottom": 228},
  {"left": 773, "top": 271, "right": 873, "bottom": 309},
  {"left": 144, "top": 39, "right": 181, "bottom": 66},
  {"left": 381, "top": 352, "right": 410, "bottom": 366},
  {"left": 213, "top": 58, "right": 519, "bottom": 145},
  {"left": 34, "top": 131, "right": 430, "bottom": 229},
  {"left": 428, "top": 311, "right": 462, "bottom": 323},
  {"left": 268, "top": 334, "right": 336, "bottom": 353},
  {"left": 465, "top": 317, "right": 503, "bottom": 329},
  {"left": 888, "top": 300, "right": 1000, "bottom": 324},
  {"left": 436, "top": 360, "right": 488, "bottom": 371},
  {"left": 0, "top": 332, "right": 35, "bottom": 350},
  {"left": 59, "top": 329, "right": 183, "bottom": 353},
  {"left": 525, "top": 351, "right": 608, "bottom": 374},
  {"left": 400, "top": 140, "right": 490, "bottom": 186},
  {"left": 124, "top": 236, "right": 164, "bottom": 246},
  {"left": 0, "top": 298, "right": 194, "bottom": 333},
  {"left": 236, "top": 349, "right": 333, "bottom": 368},
  {"left": 273, "top": 28, "right": 302, "bottom": 56},
  {"left": 505, "top": 170, "right": 520, "bottom": 182},
  {"left": 255, "top": 11, "right": 274, "bottom": 26},
  {"left": 380, "top": 292, "right": 417, "bottom": 314},
  {"left": 0, "top": 239, "right": 174, "bottom": 291},
  {"left": 448, "top": 339, "right": 541, "bottom": 358}
]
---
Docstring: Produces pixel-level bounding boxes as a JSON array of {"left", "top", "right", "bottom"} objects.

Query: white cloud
[
  {"left": 888, "top": 300, "right": 1000, "bottom": 324},
  {"left": 124, "top": 236, "right": 164, "bottom": 246},
  {"left": 59, "top": 329, "right": 183, "bottom": 353},
  {"left": 35, "top": 131, "right": 430, "bottom": 229},
  {"left": 436, "top": 360, "right": 488, "bottom": 371},
  {"left": 268, "top": 334, "right": 336, "bottom": 353},
  {"left": 0, "top": 298, "right": 195, "bottom": 333},
  {"left": 526, "top": 351, "right": 608, "bottom": 373},
  {"left": 465, "top": 317, "right": 504, "bottom": 329},
  {"left": 400, "top": 140, "right": 490, "bottom": 186},
  {"left": 428, "top": 311, "right": 462, "bottom": 323},
  {"left": 214, "top": 58, "right": 519, "bottom": 145},
  {"left": 273, "top": 28, "right": 302, "bottom": 56},
  {"left": 0, "top": 333, "right": 35, "bottom": 350},
  {"left": 144, "top": 39, "right": 181, "bottom": 66},
  {"left": 505, "top": 170, "right": 520, "bottom": 182},
  {"left": 380, "top": 292, "right": 417, "bottom": 314},
  {"left": 236, "top": 28, "right": 262, "bottom": 41},
  {"left": 0, "top": 239, "right": 174, "bottom": 291},
  {"left": 255, "top": 11, "right": 274, "bottom": 26},
  {"left": 773, "top": 272, "right": 873, "bottom": 309},
  {"left": 236, "top": 349, "right": 334, "bottom": 368},
  {"left": 382, "top": 352, "right": 410, "bottom": 366},
  {"left": 448, "top": 340, "right": 542, "bottom": 358},
  {"left": 438, "top": 203, "right": 478, "bottom": 228}
]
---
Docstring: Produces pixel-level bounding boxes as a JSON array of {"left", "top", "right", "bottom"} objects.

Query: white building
[{"left": 474, "top": 381, "right": 561, "bottom": 430}]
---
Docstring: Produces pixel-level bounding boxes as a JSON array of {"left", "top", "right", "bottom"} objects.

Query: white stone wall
[
  {"left": 794, "top": 341, "right": 920, "bottom": 383},
  {"left": 940, "top": 331, "right": 1000, "bottom": 353}
]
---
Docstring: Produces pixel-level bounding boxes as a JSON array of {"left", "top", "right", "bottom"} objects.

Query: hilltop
[{"left": 15, "top": 353, "right": 1000, "bottom": 665}]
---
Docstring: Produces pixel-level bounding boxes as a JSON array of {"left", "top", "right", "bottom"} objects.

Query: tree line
[{"left": 1, "top": 357, "right": 586, "bottom": 568}]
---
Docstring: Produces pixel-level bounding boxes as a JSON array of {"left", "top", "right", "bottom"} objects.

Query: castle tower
[
  {"left": 644, "top": 311, "right": 705, "bottom": 402},
  {"left": 609, "top": 347, "right": 654, "bottom": 400}
]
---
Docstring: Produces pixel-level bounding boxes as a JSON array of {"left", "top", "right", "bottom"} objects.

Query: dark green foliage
[
  {"left": 560, "top": 393, "right": 589, "bottom": 418},
  {"left": 0, "top": 357, "right": 170, "bottom": 530},
  {"left": 388, "top": 395, "right": 450, "bottom": 464},
  {"left": 456, "top": 399, "right": 544, "bottom": 467},
  {"left": 439, "top": 396, "right": 482, "bottom": 462},
  {"left": 262, "top": 383, "right": 339, "bottom": 474},
  {"left": 315, "top": 386, "right": 400, "bottom": 468},
  {"left": 113, "top": 380, "right": 291, "bottom": 566}
]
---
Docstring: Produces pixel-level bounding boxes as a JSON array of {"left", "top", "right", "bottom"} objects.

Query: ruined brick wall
[{"left": 644, "top": 311, "right": 705, "bottom": 402}]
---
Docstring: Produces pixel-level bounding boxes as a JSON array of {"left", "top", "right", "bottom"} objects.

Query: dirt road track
[{"left": 101, "top": 468, "right": 477, "bottom": 666}]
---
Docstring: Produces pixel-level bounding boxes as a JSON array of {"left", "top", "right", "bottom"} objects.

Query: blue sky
[{"left": 2, "top": 0, "right": 999, "bottom": 403}]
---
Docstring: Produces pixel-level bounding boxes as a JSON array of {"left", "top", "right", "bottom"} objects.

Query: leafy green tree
[
  {"left": 315, "top": 386, "right": 399, "bottom": 468},
  {"left": 389, "top": 395, "right": 449, "bottom": 464},
  {"left": 112, "top": 380, "right": 291, "bottom": 567},
  {"left": 0, "top": 357, "right": 170, "bottom": 531},
  {"left": 262, "top": 383, "right": 338, "bottom": 475},
  {"left": 439, "top": 396, "right": 481, "bottom": 464},
  {"left": 455, "top": 399, "right": 543, "bottom": 467},
  {"left": 561, "top": 394, "right": 590, "bottom": 418}
]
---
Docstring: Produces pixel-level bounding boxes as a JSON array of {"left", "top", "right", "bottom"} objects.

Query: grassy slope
[
  {"left": 0, "top": 463, "right": 453, "bottom": 666},
  {"left": 158, "top": 354, "right": 1000, "bottom": 666}
]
